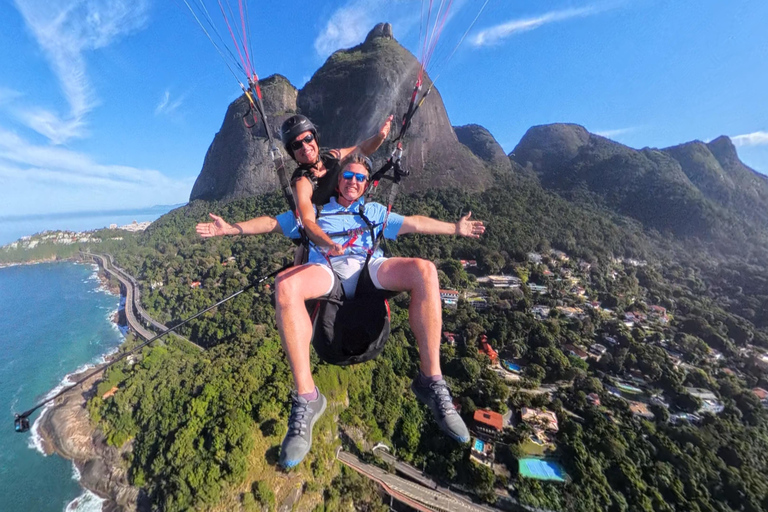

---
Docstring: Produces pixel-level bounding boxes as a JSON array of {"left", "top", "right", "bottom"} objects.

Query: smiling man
[
  {"left": 280, "top": 114, "right": 392, "bottom": 256},
  {"left": 197, "top": 153, "right": 485, "bottom": 469}
]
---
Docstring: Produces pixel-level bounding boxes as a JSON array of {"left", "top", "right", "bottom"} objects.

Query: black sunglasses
[{"left": 289, "top": 133, "right": 315, "bottom": 151}]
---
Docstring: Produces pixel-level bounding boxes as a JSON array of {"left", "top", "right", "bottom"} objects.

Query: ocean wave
[
  {"left": 27, "top": 357, "right": 105, "bottom": 455},
  {"left": 65, "top": 488, "right": 105, "bottom": 512},
  {"left": 27, "top": 368, "right": 81, "bottom": 455}
]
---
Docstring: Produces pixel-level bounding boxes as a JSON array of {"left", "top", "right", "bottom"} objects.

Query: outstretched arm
[
  {"left": 398, "top": 212, "right": 485, "bottom": 238},
  {"left": 196, "top": 213, "right": 281, "bottom": 237},
  {"left": 337, "top": 115, "right": 394, "bottom": 160}
]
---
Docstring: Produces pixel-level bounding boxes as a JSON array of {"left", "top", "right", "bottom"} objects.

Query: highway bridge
[
  {"left": 337, "top": 449, "right": 495, "bottom": 512},
  {"left": 90, "top": 253, "right": 202, "bottom": 351}
]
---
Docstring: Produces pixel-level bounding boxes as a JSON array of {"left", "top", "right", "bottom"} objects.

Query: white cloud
[
  {"left": 595, "top": 127, "right": 637, "bottom": 139},
  {"left": 471, "top": 4, "right": 608, "bottom": 47},
  {"left": 155, "top": 90, "right": 185, "bottom": 116},
  {"left": 315, "top": 0, "right": 380, "bottom": 58},
  {"left": 0, "top": 87, "right": 24, "bottom": 106},
  {"left": 314, "top": 0, "right": 431, "bottom": 59},
  {"left": 0, "top": 128, "right": 193, "bottom": 216},
  {"left": 732, "top": 131, "right": 768, "bottom": 148},
  {"left": 12, "top": 0, "right": 149, "bottom": 144}
]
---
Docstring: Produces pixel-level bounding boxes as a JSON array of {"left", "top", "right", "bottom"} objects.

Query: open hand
[
  {"left": 379, "top": 115, "right": 394, "bottom": 140},
  {"left": 455, "top": 212, "right": 485, "bottom": 239},
  {"left": 196, "top": 213, "right": 235, "bottom": 238}
]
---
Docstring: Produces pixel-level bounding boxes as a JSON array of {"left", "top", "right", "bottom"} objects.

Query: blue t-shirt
[{"left": 276, "top": 197, "right": 405, "bottom": 264}]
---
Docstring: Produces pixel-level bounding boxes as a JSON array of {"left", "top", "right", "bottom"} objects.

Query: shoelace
[
  {"left": 429, "top": 380, "right": 457, "bottom": 416},
  {"left": 287, "top": 395, "right": 309, "bottom": 436}
]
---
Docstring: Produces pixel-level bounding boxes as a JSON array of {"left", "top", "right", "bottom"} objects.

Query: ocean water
[{"left": 0, "top": 262, "right": 124, "bottom": 511}]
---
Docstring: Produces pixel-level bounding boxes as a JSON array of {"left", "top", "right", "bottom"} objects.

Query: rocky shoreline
[
  {"left": 36, "top": 265, "right": 144, "bottom": 512},
  {"left": 37, "top": 365, "right": 142, "bottom": 512}
]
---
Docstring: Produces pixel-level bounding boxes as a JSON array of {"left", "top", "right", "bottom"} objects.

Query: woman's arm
[
  {"left": 196, "top": 213, "right": 281, "bottom": 237},
  {"left": 337, "top": 115, "right": 393, "bottom": 160},
  {"left": 294, "top": 178, "right": 344, "bottom": 254},
  {"left": 398, "top": 212, "right": 485, "bottom": 238}
]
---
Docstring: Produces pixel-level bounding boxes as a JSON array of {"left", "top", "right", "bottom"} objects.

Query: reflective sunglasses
[
  {"left": 342, "top": 170, "right": 368, "bottom": 183},
  {"left": 289, "top": 133, "right": 315, "bottom": 151}
]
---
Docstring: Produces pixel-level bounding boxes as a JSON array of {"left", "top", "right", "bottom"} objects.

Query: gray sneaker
[
  {"left": 279, "top": 390, "right": 327, "bottom": 469},
  {"left": 411, "top": 378, "right": 470, "bottom": 443}
]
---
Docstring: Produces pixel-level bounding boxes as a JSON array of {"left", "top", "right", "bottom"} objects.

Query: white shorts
[{"left": 312, "top": 257, "right": 389, "bottom": 299}]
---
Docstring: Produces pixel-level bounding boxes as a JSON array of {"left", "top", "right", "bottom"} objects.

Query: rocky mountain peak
[
  {"left": 512, "top": 123, "right": 591, "bottom": 172},
  {"left": 706, "top": 135, "right": 740, "bottom": 170},
  {"left": 364, "top": 22, "right": 394, "bottom": 44},
  {"left": 454, "top": 124, "right": 512, "bottom": 173},
  {"left": 189, "top": 22, "right": 491, "bottom": 203}
]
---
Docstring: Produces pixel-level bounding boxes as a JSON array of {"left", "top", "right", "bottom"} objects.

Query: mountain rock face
[
  {"left": 511, "top": 123, "right": 737, "bottom": 237},
  {"left": 190, "top": 24, "right": 491, "bottom": 202},
  {"left": 297, "top": 25, "right": 490, "bottom": 193},
  {"left": 454, "top": 124, "right": 512, "bottom": 173},
  {"left": 189, "top": 75, "right": 297, "bottom": 202},
  {"left": 663, "top": 137, "right": 768, "bottom": 226}
]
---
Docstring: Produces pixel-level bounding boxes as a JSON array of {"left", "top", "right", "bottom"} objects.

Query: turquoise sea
[{"left": 0, "top": 262, "right": 124, "bottom": 511}]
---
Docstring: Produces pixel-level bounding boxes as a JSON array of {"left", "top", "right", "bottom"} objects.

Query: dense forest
[{"left": 7, "top": 170, "right": 768, "bottom": 511}]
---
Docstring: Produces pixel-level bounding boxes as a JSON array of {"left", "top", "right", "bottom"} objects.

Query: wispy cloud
[
  {"left": 0, "top": 128, "right": 193, "bottom": 215},
  {"left": 471, "top": 4, "right": 611, "bottom": 47},
  {"left": 595, "top": 127, "right": 637, "bottom": 139},
  {"left": 313, "top": 0, "right": 433, "bottom": 59},
  {"left": 732, "top": 131, "right": 768, "bottom": 148},
  {"left": 155, "top": 90, "right": 185, "bottom": 116},
  {"left": 315, "top": 1, "right": 376, "bottom": 58},
  {"left": 12, "top": 0, "right": 149, "bottom": 144},
  {"left": 0, "top": 87, "right": 23, "bottom": 106}
]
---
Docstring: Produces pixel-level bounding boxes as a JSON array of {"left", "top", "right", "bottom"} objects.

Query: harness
[
  {"left": 290, "top": 151, "right": 342, "bottom": 206},
  {"left": 305, "top": 201, "right": 399, "bottom": 366}
]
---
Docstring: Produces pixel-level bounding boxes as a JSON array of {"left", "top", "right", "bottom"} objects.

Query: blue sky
[{"left": 1, "top": 0, "right": 767, "bottom": 217}]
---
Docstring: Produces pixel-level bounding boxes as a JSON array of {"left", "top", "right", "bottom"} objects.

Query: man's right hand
[
  {"left": 196, "top": 213, "right": 236, "bottom": 238},
  {"left": 327, "top": 243, "right": 345, "bottom": 257}
]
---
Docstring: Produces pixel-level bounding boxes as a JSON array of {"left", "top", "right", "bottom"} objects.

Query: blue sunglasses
[{"left": 342, "top": 170, "right": 368, "bottom": 183}]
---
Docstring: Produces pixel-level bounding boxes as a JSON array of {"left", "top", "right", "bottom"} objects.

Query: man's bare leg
[
  {"left": 375, "top": 257, "right": 441, "bottom": 376},
  {"left": 375, "top": 257, "right": 469, "bottom": 443},
  {"left": 275, "top": 264, "right": 334, "bottom": 394}
]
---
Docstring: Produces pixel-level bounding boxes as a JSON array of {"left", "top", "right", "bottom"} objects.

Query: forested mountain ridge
[
  {"left": 74, "top": 152, "right": 768, "bottom": 510},
  {"left": 22, "top": 19, "right": 768, "bottom": 512},
  {"left": 511, "top": 123, "right": 768, "bottom": 251}
]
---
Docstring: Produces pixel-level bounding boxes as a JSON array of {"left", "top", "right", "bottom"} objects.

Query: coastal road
[
  {"left": 337, "top": 449, "right": 494, "bottom": 512},
  {"left": 90, "top": 254, "right": 202, "bottom": 351}
]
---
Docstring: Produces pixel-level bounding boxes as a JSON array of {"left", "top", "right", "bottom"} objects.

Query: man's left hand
[{"left": 456, "top": 212, "right": 485, "bottom": 239}]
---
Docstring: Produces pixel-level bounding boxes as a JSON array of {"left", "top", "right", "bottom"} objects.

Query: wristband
[{"left": 234, "top": 224, "right": 244, "bottom": 235}]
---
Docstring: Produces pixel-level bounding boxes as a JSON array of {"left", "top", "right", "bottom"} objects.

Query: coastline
[{"left": 32, "top": 262, "right": 143, "bottom": 512}]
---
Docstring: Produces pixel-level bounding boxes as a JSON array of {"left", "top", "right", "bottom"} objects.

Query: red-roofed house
[
  {"left": 440, "top": 289, "right": 459, "bottom": 308},
  {"left": 564, "top": 344, "right": 588, "bottom": 361},
  {"left": 478, "top": 335, "right": 499, "bottom": 365},
  {"left": 753, "top": 387, "right": 768, "bottom": 406},
  {"left": 474, "top": 409, "right": 504, "bottom": 436}
]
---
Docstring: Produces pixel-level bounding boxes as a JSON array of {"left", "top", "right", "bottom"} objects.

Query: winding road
[{"left": 90, "top": 253, "right": 202, "bottom": 351}]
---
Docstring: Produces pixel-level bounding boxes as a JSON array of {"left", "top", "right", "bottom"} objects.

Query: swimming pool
[
  {"left": 502, "top": 360, "right": 521, "bottom": 373},
  {"left": 616, "top": 382, "right": 643, "bottom": 394},
  {"left": 473, "top": 439, "right": 485, "bottom": 452}
]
